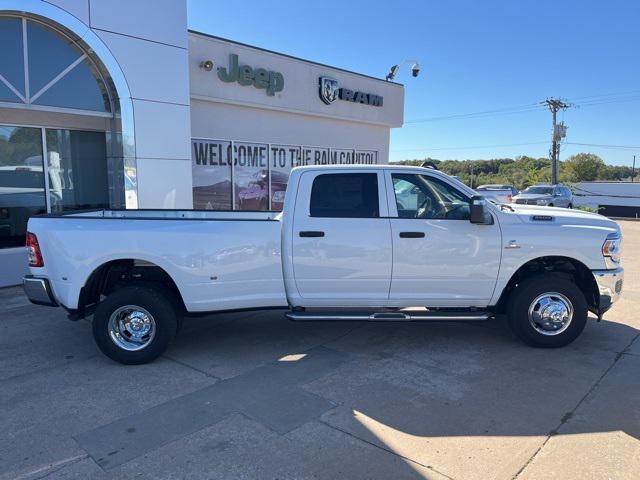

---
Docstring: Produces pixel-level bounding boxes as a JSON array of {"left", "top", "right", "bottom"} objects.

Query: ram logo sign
[
  {"left": 318, "top": 76, "right": 383, "bottom": 107},
  {"left": 319, "top": 77, "right": 339, "bottom": 104}
]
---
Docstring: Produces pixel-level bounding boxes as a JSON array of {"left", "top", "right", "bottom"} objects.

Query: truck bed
[{"left": 27, "top": 209, "right": 287, "bottom": 312}]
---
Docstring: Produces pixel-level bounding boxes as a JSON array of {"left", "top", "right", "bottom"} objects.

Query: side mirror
[{"left": 470, "top": 195, "right": 491, "bottom": 224}]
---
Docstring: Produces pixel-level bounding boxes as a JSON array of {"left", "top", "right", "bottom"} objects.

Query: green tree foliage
[
  {"left": 560, "top": 153, "right": 605, "bottom": 182},
  {"left": 0, "top": 127, "right": 42, "bottom": 166},
  {"left": 394, "top": 153, "right": 635, "bottom": 189}
]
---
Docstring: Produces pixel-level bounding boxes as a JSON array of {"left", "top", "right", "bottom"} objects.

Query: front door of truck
[
  {"left": 385, "top": 171, "right": 501, "bottom": 306},
  {"left": 291, "top": 170, "right": 392, "bottom": 304}
]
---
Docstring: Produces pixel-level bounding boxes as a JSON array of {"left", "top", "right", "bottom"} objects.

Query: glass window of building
[
  {"left": 0, "top": 16, "right": 115, "bottom": 251},
  {"left": 0, "top": 126, "right": 46, "bottom": 248},
  {"left": 0, "top": 17, "right": 110, "bottom": 112}
]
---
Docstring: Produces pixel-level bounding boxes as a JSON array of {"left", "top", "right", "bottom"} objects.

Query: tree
[
  {"left": 560, "top": 153, "right": 605, "bottom": 182},
  {"left": 391, "top": 152, "right": 623, "bottom": 189}
]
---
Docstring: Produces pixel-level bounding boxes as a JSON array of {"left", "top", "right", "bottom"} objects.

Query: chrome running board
[{"left": 285, "top": 311, "right": 491, "bottom": 322}]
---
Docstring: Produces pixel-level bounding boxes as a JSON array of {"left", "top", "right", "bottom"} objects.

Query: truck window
[
  {"left": 392, "top": 173, "right": 470, "bottom": 220},
  {"left": 310, "top": 173, "right": 379, "bottom": 218}
]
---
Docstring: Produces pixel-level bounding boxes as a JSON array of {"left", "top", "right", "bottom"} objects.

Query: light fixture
[
  {"left": 386, "top": 65, "right": 400, "bottom": 81},
  {"left": 199, "top": 60, "right": 214, "bottom": 71},
  {"left": 386, "top": 60, "right": 420, "bottom": 81}
]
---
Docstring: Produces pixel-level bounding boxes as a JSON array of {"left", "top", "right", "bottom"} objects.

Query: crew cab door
[
  {"left": 384, "top": 171, "right": 501, "bottom": 306},
  {"left": 291, "top": 170, "right": 392, "bottom": 304}
]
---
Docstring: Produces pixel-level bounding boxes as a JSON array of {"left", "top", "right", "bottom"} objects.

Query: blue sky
[{"left": 187, "top": 0, "right": 640, "bottom": 167}]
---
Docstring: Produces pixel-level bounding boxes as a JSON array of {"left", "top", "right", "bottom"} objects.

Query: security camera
[
  {"left": 385, "top": 60, "right": 420, "bottom": 81},
  {"left": 200, "top": 60, "right": 214, "bottom": 71}
]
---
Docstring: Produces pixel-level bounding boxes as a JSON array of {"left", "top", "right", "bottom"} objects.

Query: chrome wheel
[
  {"left": 108, "top": 305, "right": 156, "bottom": 351},
  {"left": 528, "top": 292, "right": 573, "bottom": 336}
]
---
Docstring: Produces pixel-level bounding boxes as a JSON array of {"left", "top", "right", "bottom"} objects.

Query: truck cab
[{"left": 283, "top": 167, "right": 500, "bottom": 308}]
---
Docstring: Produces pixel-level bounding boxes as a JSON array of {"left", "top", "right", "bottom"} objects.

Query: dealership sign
[
  {"left": 192, "top": 138, "right": 378, "bottom": 211},
  {"left": 217, "top": 54, "right": 284, "bottom": 96},
  {"left": 319, "top": 76, "right": 383, "bottom": 107}
]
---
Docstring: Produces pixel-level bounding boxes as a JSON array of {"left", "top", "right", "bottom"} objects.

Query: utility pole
[
  {"left": 543, "top": 98, "right": 572, "bottom": 184},
  {"left": 633, "top": 155, "right": 636, "bottom": 182}
]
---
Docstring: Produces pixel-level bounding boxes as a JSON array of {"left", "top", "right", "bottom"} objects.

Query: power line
[
  {"left": 404, "top": 104, "right": 546, "bottom": 124},
  {"left": 403, "top": 91, "right": 640, "bottom": 125},
  {"left": 574, "top": 95, "right": 640, "bottom": 108},
  {"left": 391, "top": 140, "right": 640, "bottom": 154},
  {"left": 565, "top": 142, "right": 640, "bottom": 150},
  {"left": 567, "top": 89, "right": 640, "bottom": 101},
  {"left": 391, "top": 141, "right": 548, "bottom": 152}
]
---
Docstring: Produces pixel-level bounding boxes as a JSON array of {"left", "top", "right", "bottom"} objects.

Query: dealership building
[{"left": 0, "top": 0, "right": 404, "bottom": 286}]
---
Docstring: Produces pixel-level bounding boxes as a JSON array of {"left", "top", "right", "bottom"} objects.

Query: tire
[
  {"left": 92, "top": 285, "right": 178, "bottom": 364},
  {"left": 548, "top": 203, "right": 554, "bottom": 207},
  {"left": 568, "top": 203, "right": 573, "bottom": 209},
  {"left": 506, "top": 274, "right": 587, "bottom": 348}
]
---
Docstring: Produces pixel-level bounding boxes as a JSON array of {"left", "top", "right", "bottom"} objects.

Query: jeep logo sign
[
  {"left": 217, "top": 54, "right": 284, "bottom": 96},
  {"left": 319, "top": 76, "right": 383, "bottom": 107}
]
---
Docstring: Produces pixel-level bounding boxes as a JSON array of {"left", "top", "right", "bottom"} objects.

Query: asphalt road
[{"left": 1, "top": 221, "right": 639, "bottom": 480}]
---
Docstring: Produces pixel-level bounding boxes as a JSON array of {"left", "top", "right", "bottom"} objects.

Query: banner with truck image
[{"left": 192, "top": 138, "right": 377, "bottom": 211}]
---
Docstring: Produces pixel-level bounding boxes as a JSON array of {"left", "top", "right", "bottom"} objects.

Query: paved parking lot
[{"left": 1, "top": 221, "right": 639, "bottom": 480}]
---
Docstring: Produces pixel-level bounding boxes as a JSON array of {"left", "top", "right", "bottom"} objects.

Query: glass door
[
  {"left": 0, "top": 124, "right": 108, "bottom": 250},
  {"left": 45, "top": 129, "right": 108, "bottom": 212}
]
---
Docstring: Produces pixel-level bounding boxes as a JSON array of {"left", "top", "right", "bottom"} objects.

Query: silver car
[{"left": 512, "top": 184, "right": 574, "bottom": 208}]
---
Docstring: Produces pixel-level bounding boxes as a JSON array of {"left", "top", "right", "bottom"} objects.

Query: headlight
[
  {"left": 602, "top": 232, "right": 622, "bottom": 268},
  {"left": 536, "top": 199, "right": 548, "bottom": 205},
  {"left": 272, "top": 190, "right": 285, "bottom": 202}
]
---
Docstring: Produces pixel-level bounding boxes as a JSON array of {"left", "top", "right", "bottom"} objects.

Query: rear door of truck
[{"left": 290, "top": 170, "right": 392, "bottom": 304}]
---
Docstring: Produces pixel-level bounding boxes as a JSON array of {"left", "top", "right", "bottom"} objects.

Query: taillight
[{"left": 26, "top": 232, "right": 44, "bottom": 267}]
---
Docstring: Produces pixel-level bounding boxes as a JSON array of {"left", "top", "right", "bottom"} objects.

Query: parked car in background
[
  {"left": 476, "top": 184, "right": 518, "bottom": 204},
  {"left": 513, "top": 184, "right": 573, "bottom": 208}
]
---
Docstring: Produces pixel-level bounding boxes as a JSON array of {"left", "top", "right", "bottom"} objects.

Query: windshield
[{"left": 523, "top": 186, "right": 553, "bottom": 195}]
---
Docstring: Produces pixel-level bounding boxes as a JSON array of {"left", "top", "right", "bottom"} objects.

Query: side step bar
[{"left": 285, "top": 311, "right": 492, "bottom": 322}]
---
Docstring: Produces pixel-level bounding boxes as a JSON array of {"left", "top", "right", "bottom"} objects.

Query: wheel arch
[
  {"left": 493, "top": 256, "right": 599, "bottom": 314},
  {"left": 74, "top": 258, "right": 186, "bottom": 319}
]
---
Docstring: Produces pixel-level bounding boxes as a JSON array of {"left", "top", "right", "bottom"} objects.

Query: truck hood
[{"left": 509, "top": 204, "right": 619, "bottom": 231}]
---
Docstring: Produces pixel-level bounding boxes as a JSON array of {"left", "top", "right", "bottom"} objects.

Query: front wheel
[
  {"left": 568, "top": 203, "right": 573, "bottom": 209},
  {"left": 92, "top": 285, "right": 179, "bottom": 364},
  {"left": 507, "top": 275, "right": 587, "bottom": 347}
]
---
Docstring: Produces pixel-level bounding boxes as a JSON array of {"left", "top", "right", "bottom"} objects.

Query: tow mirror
[{"left": 470, "top": 195, "right": 491, "bottom": 224}]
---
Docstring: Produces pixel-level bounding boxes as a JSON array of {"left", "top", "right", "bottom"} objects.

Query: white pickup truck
[{"left": 23, "top": 165, "right": 624, "bottom": 364}]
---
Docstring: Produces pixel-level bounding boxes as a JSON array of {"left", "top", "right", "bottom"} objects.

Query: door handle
[
  {"left": 299, "top": 231, "right": 325, "bottom": 238},
  {"left": 399, "top": 231, "right": 425, "bottom": 238}
]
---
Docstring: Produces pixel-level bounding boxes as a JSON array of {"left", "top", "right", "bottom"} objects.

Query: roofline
[{"left": 188, "top": 29, "right": 404, "bottom": 87}]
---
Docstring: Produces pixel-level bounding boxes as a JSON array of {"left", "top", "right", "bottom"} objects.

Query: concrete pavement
[{"left": 1, "top": 221, "right": 639, "bottom": 480}]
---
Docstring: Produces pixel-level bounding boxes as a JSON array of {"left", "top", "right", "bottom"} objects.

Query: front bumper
[
  {"left": 23, "top": 275, "right": 58, "bottom": 307},
  {"left": 592, "top": 267, "right": 624, "bottom": 314}
]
